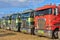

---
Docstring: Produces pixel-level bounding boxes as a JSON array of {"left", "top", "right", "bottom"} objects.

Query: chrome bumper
[{"left": 34, "top": 29, "right": 52, "bottom": 37}]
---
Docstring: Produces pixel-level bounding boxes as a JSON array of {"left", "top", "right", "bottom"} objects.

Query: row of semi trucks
[{"left": 0, "top": 4, "right": 60, "bottom": 39}]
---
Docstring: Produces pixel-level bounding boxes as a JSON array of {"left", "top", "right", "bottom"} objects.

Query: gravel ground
[{"left": 0, "top": 29, "right": 59, "bottom": 40}]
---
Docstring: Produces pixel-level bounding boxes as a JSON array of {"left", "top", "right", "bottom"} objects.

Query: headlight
[{"left": 46, "top": 26, "right": 51, "bottom": 30}]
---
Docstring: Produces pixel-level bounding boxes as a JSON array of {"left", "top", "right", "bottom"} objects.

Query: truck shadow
[
  {"left": 38, "top": 35, "right": 60, "bottom": 40},
  {"left": 0, "top": 33, "right": 16, "bottom": 37}
]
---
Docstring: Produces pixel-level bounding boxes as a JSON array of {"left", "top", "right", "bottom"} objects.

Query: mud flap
[{"left": 31, "top": 27, "right": 35, "bottom": 35}]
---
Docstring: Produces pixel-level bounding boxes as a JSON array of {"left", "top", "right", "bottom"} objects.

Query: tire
[
  {"left": 54, "top": 30, "right": 58, "bottom": 39},
  {"left": 52, "top": 30, "right": 58, "bottom": 39}
]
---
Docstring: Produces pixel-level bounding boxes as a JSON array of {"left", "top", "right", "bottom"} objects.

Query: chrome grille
[
  {"left": 11, "top": 20, "right": 16, "bottom": 27},
  {"left": 10, "top": 20, "right": 16, "bottom": 30},
  {"left": 22, "top": 20, "right": 27, "bottom": 28},
  {"left": 38, "top": 19, "right": 46, "bottom": 29}
]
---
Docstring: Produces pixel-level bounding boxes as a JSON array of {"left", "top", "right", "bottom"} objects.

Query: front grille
[
  {"left": 11, "top": 20, "right": 16, "bottom": 27},
  {"left": 22, "top": 20, "right": 26, "bottom": 28},
  {"left": 22, "top": 20, "right": 28, "bottom": 28},
  {"left": 38, "top": 18, "right": 46, "bottom": 29}
]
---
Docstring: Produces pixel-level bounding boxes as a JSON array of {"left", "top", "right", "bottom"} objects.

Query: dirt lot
[{"left": 0, "top": 29, "right": 59, "bottom": 40}]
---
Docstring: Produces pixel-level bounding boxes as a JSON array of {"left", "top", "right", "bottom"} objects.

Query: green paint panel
[
  {"left": 8, "top": 20, "right": 10, "bottom": 23},
  {"left": 16, "top": 19, "right": 18, "bottom": 23},
  {"left": 21, "top": 30, "right": 27, "bottom": 33},
  {"left": 27, "top": 18, "right": 34, "bottom": 22},
  {"left": 37, "top": 30, "right": 44, "bottom": 34}
]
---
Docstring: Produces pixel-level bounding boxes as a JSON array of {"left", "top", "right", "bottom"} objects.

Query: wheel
[
  {"left": 50, "top": 30, "right": 58, "bottom": 39},
  {"left": 54, "top": 30, "right": 58, "bottom": 39},
  {"left": 48, "top": 30, "right": 58, "bottom": 39}
]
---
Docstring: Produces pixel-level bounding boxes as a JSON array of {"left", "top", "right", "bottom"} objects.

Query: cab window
[
  {"left": 35, "top": 8, "right": 52, "bottom": 16},
  {"left": 54, "top": 8, "right": 58, "bottom": 15}
]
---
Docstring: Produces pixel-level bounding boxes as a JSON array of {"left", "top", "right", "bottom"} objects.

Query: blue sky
[{"left": 0, "top": 0, "right": 60, "bottom": 18}]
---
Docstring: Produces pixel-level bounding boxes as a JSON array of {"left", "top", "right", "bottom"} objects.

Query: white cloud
[
  {"left": 0, "top": 0, "right": 45, "bottom": 8},
  {"left": 18, "top": 0, "right": 27, "bottom": 2},
  {"left": 0, "top": 0, "right": 27, "bottom": 2},
  {"left": 0, "top": 0, "right": 44, "bottom": 3},
  {"left": 0, "top": 12, "right": 4, "bottom": 14}
]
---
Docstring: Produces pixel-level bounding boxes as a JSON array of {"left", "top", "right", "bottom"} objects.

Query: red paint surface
[{"left": 34, "top": 4, "right": 60, "bottom": 31}]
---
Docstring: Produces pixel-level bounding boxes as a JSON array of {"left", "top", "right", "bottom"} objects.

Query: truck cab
[
  {"left": 10, "top": 13, "right": 21, "bottom": 31},
  {"left": 21, "top": 9, "right": 35, "bottom": 34},
  {"left": 34, "top": 4, "right": 60, "bottom": 39}
]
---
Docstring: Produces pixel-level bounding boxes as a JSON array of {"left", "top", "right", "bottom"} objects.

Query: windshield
[
  {"left": 11, "top": 14, "right": 21, "bottom": 20},
  {"left": 35, "top": 8, "right": 52, "bottom": 16},
  {"left": 21, "top": 12, "right": 30, "bottom": 20},
  {"left": 54, "top": 22, "right": 60, "bottom": 26},
  {"left": 58, "top": 6, "right": 60, "bottom": 13},
  {"left": 5, "top": 16, "right": 10, "bottom": 20}
]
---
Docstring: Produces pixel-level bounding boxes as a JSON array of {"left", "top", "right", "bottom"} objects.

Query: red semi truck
[{"left": 34, "top": 4, "right": 60, "bottom": 39}]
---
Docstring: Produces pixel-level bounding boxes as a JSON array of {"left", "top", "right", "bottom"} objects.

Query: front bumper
[
  {"left": 34, "top": 29, "right": 52, "bottom": 37},
  {"left": 20, "top": 28, "right": 31, "bottom": 33}
]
